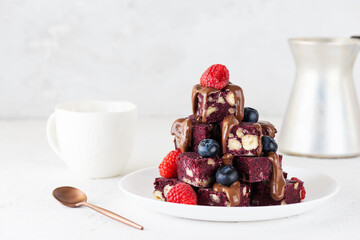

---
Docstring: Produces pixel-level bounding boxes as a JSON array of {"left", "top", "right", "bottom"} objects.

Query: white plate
[{"left": 119, "top": 166, "right": 340, "bottom": 221}]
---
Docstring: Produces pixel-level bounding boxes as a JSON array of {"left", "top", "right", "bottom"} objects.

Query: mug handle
[{"left": 46, "top": 113, "right": 63, "bottom": 159}]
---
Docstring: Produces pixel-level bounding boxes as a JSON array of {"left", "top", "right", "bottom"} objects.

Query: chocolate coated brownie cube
[
  {"left": 224, "top": 122, "right": 262, "bottom": 156},
  {"left": 177, "top": 152, "right": 221, "bottom": 187},
  {"left": 233, "top": 155, "right": 283, "bottom": 183},
  {"left": 153, "top": 178, "right": 182, "bottom": 201},
  {"left": 195, "top": 89, "right": 237, "bottom": 123},
  {"left": 251, "top": 179, "right": 303, "bottom": 206},
  {"left": 197, "top": 184, "right": 251, "bottom": 207},
  {"left": 172, "top": 116, "right": 221, "bottom": 153}
]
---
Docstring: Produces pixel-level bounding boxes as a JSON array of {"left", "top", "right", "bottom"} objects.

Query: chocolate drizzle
[
  {"left": 171, "top": 118, "right": 193, "bottom": 153},
  {"left": 221, "top": 115, "right": 240, "bottom": 155},
  {"left": 258, "top": 121, "right": 277, "bottom": 138},
  {"left": 191, "top": 83, "right": 244, "bottom": 123},
  {"left": 191, "top": 84, "right": 220, "bottom": 122},
  {"left": 267, "top": 152, "right": 286, "bottom": 201},
  {"left": 222, "top": 153, "right": 234, "bottom": 165},
  {"left": 213, "top": 181, "right": 241, "bottom": 207}
]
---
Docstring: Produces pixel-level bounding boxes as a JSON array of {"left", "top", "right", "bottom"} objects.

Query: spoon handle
[{"left": 83, "top": 202, "right": 143, "bottom": 230}]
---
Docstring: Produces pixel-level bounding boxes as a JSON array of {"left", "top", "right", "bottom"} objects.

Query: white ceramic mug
[{"left": 47, "top": 100, "right": 137, "bottom": 178}]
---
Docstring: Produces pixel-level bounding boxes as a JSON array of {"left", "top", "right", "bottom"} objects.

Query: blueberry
[
  {"left": 215, "top": 165, "right": 239, "bottom": 186},
  {"left": 262, "top": 136, "right": 278, "bottom": 153},
  {"left": 243, "top": 107, "right": 259, "bottom": 122},
  {"left": 198, "top": 139, "right": 220, "bottom": 158}
]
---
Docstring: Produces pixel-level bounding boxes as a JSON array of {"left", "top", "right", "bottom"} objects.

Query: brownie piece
[
  {"left": 251, "top": 179, "right": 304, "bottom": 206},
  {"left": 172, "top": 116, "right": 221, "bottom": 153},
  {"left": 197, "top": 184, "right": 251, "bottom": 207},
  {"left": 195, "top": 89, "right": 236, "bottom": 123},
  {"left": 233, "top": 155, "right": 283, "bottom": 183},
  {"left": 192, "top": 84, "right": 244, "bottom": 123},
  {"left": 224, "top": 122, "right": 262, "bottom": 156},
  {"left": 191, "top": 122, "right": 221, "bottom": 152},
  {"left": 153, "top": 178, "right": 182, "bottom": 201},
  {"left": 177, "top": 152, "right": 221, "bottom": 187}
]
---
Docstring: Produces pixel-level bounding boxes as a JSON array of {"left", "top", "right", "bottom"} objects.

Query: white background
[{"left": 1, "top": 0, "right": 360, "bottom": 119}]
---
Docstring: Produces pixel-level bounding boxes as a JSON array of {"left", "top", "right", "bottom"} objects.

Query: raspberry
[
  {"left": 158, "top": 150, "right": 181, "bottom": 178},
  {"left": 291, "top": 177, "right": 306, "bottom": 200},
  {"left": 167, "top": 183, "right": 197, "bottom": 205},
  {"left": 200, "top": 64, "right": 229, "bottom": 89}
]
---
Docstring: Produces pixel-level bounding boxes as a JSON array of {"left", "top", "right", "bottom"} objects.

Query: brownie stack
[{"left": 153, "top": 68, "right": 305, "bottom": 207}]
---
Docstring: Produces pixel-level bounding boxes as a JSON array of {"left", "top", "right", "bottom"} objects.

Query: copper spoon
[{"left": 52, "top": 186, "right": 143, "bottom": 230}]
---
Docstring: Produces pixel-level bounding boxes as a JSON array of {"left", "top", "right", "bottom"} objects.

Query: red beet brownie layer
[
  {"left": 193, "top": 87, "right": 239, "bottom": 123},
  {"left": 197, "top": 184, "right": 251, "bottom": 207},
  {"left": 251, "top": 179, "right": 304, "bottom": 206},
  {"left": 177, "top": 152, "right": 222, "bottom": 187},
  {"left": 223, "top": 122, "right": 262, "bottom": 156},
  {"left": 153, "top": 177, "right": 182, "bottom": 201},
  {"left": 233, "top": 155, "right": 283, "bottom": 183}
]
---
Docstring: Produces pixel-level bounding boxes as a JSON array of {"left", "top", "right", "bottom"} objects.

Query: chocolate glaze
[
  {"left": 221, "top": 115, "right": 240, "bottom": 155},
  {"left": 267, "top": 152, "right": 286, "bottom": 201},
  {"left": 222, "top": 153, "right": 234, "bottom": 165},
  {"left": 213, "top": 181, "right": 241, "bottom": 207},
  {"left": 191, "top": 83, "right": 244, "bottom": 123},
  {"left": 258, "top": 121, "right": 277, "bottom": 138},
  {"left": 171, "top": 118, "right": 193, "bottom": 153}
]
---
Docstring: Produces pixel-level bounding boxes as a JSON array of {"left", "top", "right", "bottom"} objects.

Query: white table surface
[{"left": 1, "top": 117, "right": 359, "bottom": 240}]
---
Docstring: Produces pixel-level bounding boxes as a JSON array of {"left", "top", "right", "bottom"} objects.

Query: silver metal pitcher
[{"left": 279, "top": 38, "right": 360, "bottom": 158}]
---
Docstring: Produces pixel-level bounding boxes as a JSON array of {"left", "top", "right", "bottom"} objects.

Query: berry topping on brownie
[
  {"left": 200, "top": 64, "right": 229, "bottom": 90},
  {"left": 215, "top": 165, "right": 239, "bottom": 186},
  {"left": 262, "top": 136, "right": 278, "bottom": 153},
  {"left": 167, "top": 183, "right": 197, "bottom": 205},
  {"left": 197, "top": 139, "right": 220, "bottom": 158},
  {"left": 159, "top": 150, "right": 181, "bottom": 178},
  {"left": 243, "top": 107, "right": 259, "bottom": 123}
]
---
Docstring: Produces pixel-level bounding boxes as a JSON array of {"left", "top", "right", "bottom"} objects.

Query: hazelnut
[
  {"left": 207, "top": 159, "right": 215, "bottom": 166},
  {"left": 210, "top": 194, "right": 220, "bottom": 204},
  {"left": 186, "top": 167, "right": 194, "bottom": 177},
  {"left": 228, "top": 138, "right": 242, "bottom": 150},
  {"left": 241, "top": 135, "right": 259, "bottom": 150},
  {"left": 206, "top": 106, "right": 217, "bottom": 117},
  {"left": 152, "top": 191, "right": 165, "bottom": 201},
  {"left": 236, "top": 128, "right": 244, "bottom": 138},
  {"left": 226, "top": 92, "right": 235, "bottom": 106},
  {"left": 217, "top": 97, "right": 225, "bottom": 104}
]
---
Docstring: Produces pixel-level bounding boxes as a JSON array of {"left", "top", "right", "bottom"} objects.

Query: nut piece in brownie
[
  {"left": 192, "top": 83, "right": 244, "bottom": 123},
  {"left": 197, "top": 183, "right": 251, "bottom": 207},
  {"left": 251, "top": 178, "right": 304, "bottom": 206},
  {"left": 222, "top": 120, "right": 263, "bottom": 156},
  {"left": 172, "top": 116, "right": 221, "bottom": 153},
  {"left": 153, "top": 177, "right": 182, "bottom": 201},
  {"left": 177, "top": 152, "right": 221, "bottom": 187},
  {"left": 233, "top": 155, "right": 283, "bottom": 183}
]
